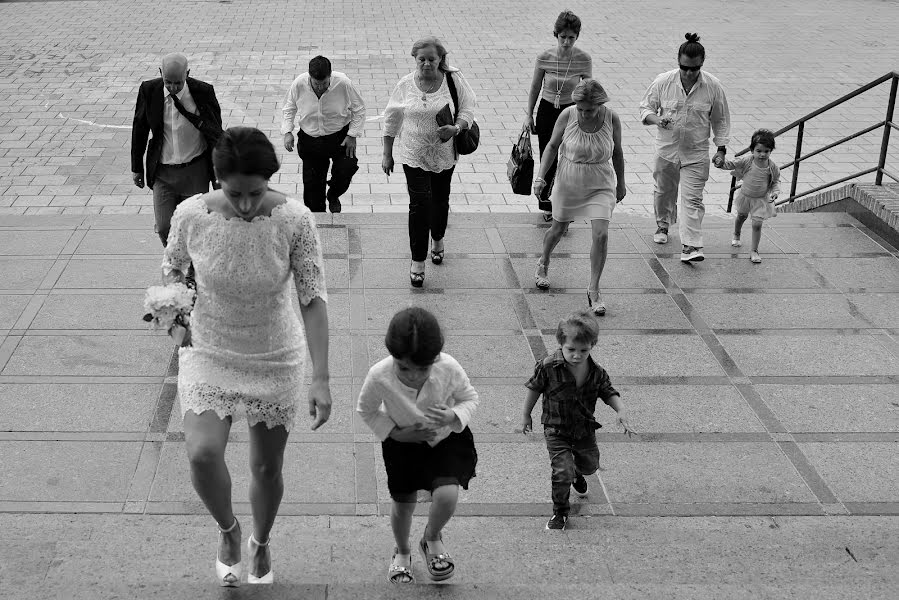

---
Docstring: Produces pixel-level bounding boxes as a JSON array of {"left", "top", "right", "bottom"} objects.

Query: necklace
[
  {"left": 416, "top": 73, "right": 441, "bottom": 101},
  {"left": 553, "top": 51, "right": 574, "bottom": 109},
  {"left": 579, "top": 106, "right": 604, "bottom": 133}
]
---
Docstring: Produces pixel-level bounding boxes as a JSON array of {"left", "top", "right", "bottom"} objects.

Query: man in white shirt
[
  {"left": 639, "top": 34, "right": 731, "bottom": 263},
  {"left": 282, "top": 56, "right": 366, "bottom": 213},
  {"left": 131, "top": 53, "right": 222, "bottom": 245}
]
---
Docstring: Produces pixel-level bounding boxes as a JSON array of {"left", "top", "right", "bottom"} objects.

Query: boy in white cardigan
[{"left": 357, "top": 307, "right": 479, "bottom": 584}]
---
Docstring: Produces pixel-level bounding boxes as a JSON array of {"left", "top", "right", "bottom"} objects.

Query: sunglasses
[{"left": 678, "top": 64, "right": 702, "bottom": 72}]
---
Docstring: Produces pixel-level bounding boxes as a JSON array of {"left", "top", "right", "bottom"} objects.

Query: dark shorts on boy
[
  {"left": 381, "top": 427, "right": 477, "bottom": 503},
  {"left": 544, "top": 427, "right": 600, "bottom": 516}
]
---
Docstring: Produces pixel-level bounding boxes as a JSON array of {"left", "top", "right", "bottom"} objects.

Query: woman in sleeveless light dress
[
  {"left": 162, "top": 127, "right": 332, "bottom": 587},
  {"left": 532, "top": 79, "right": 627, "bottom": 316}
]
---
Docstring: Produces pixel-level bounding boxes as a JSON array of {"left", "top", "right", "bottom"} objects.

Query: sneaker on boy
[
  {"left": 522, "top": 311, "right": 636, "bottom": 527},
  {"left": 545, "top": 513, "right": 568, "bottom": 530},
  {"left": 572, "top": 473, "right": 588, "bottom": 497}
]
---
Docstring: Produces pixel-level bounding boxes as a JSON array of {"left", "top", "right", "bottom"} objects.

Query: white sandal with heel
[
  {"left": 587, "top": 289, "right": 606, "bottom": 316},
  {"left": 247, "top": 533, "right": 274, "bottom": 584},
  {"left": 216, "top": 518, "right": 242, "bottom": 587}
]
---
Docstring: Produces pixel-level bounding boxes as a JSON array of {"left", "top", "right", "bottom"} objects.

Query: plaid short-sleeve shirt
[{"left": 525, "top": 349, "right": 619, "bottom": 439}]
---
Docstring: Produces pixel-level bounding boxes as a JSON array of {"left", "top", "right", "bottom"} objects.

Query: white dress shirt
[
  {"left": 639, "top": 69, "right": 731, "bottom": 164},
  {"left": 280, "top": 71, "right": 366, "bottom": 138},
  {"left": 160, "top": 85, "right": 206, "bottom": 165},
  {"left": 356, "top": 353, "right": 480, "bottom": 447}
]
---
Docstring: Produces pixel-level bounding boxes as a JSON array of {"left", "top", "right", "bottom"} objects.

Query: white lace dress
[{"left": 161, "top": 195, "right": 327, "bottom": 430}]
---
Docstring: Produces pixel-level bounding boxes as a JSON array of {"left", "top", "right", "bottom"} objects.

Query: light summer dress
[
  {"left": 161, "top": 195, "right": 327, "bottom": 430},
  {"left": 550, "top": 106, "right": 617, "bottom": 222},
  {"left": 722, "top": 155, "right": 781, "bottom": 220}
]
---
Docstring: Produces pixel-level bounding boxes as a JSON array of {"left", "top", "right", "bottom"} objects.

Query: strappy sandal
[
  {"left": 419, "top": 532, "right": 454, "bottom": 581},
  {"left": 388, "top": 548, "right": 414, "bottom": 584},
  {"left": 410, "top": 263, "right": 425, "bottom": 288},
  {"left": 247, "top": 534, "right": 273, "bottom": 584},
  {"left": 430, "top": 248, "right": 445, "bottom": 265},
  {"left": 587, "top": 290, "right": 606, "bottom": 316},
  {"left": 534, "top": 260, "right": 550, "bottom": 290},
  {"left": 215, "top": 518, "right": 242, "bottom": 587}
]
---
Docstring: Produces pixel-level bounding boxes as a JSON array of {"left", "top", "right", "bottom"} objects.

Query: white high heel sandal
[
  {"left": 215, "top": 518, "right": 242, "bottom": 587},
  {"left": 247, "top": 534, "right": 274, "bottom": 584}
]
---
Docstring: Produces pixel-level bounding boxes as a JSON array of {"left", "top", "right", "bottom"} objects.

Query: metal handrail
[{"left": 727, "top": 71, "right": 899, "bottom": 211}]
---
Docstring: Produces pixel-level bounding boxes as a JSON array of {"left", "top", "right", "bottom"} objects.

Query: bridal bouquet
[{"left": 142, "top": 282, "right": 196, "bottom": 346}]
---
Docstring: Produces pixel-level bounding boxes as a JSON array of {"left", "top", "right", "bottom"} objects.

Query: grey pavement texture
[
  {"left": 2, "top": 210, "right": 899, "bottom": 598},
  {"left": 2, "top": 0, "right": 899, "bottom": 598},
  {"left": 0, "top": 0, "right": 898, "bottom": 216}
]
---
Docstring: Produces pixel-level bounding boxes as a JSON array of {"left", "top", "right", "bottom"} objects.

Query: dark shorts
[{"left": 381, "top": 427, "right": 477, "bottom": 502}]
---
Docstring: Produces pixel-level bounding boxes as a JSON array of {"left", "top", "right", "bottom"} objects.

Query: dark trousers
[
  {"left": 153, "top": 159, "right": 210, "bottom": 246},
  {"left": 298, "top": 125, "right": 359, "bottom": 212},
  {"left": 535, "top": 98, "right": 573, "bottom": 210},
  {"left": 403, "top": 164, "right": 455, "bottom": 262},
  {"left": 544, "top": 427, "right": 600, "bottom": 516}
]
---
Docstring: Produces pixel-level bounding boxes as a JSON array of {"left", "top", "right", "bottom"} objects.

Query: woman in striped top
[{"left": 523, "top": 11, "right": 592, "bottom": 221}]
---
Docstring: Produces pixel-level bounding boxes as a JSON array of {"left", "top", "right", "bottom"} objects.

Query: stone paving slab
[
  {"left": 1, "top": 0, "right": 898, "bottom": 216},
  {"left": 3, "top": 514, "right": 898, "bottom": 598},
  {"left": 0, "top": 199, "right": 898, "bottom": 594}
]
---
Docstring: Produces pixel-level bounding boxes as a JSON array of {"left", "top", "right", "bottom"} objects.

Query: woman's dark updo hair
[
  {"left": 750, "top": 128, "right": 776, "bottom": 151},
  {"left": 213, "top": 126, "right": 280, "bottom": 180},
  {"left": 678, "top": 32, "right": 705, "bottom": 61},
  {"left": 385, "top": 307, "right": 444, "bottom": 366},
  {"left": 553, "top": 10, "right": 582, "bottom": 37}
]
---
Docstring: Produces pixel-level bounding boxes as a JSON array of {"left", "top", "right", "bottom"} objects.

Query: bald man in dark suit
[{"left": 131, "top": 53, "right": 222, "bottom": 245}]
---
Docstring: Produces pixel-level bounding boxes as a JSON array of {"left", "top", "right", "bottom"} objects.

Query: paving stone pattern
[
  {"left": 0, "top": 0, "right": 898, "bottom": 216},
  {"left": 1, "top": 211, "right": 897, "bottom": 517},
  {"left": 1, "top": 1, "right": 899, "bottom": 597},
  {"left": 2, "top": 210, "right": 898, "bottom": 596}
]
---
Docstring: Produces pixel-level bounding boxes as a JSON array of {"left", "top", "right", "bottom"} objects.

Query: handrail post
[
  {"left": 727, "top": 176, "right": 736, "bottom": 212},
  {"left": 876, "top": 75, "right": 898, "bottom": 185},
  {"left": 790, "top": 122, "right": 804, "bottom": 198}
]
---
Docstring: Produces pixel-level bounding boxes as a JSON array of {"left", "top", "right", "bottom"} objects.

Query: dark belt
[{"left": 160, "top": 153, "right": 204, "bottom": 169}]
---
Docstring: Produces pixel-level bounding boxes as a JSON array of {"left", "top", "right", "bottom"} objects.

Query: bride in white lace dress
[{"left": 161, "top": 127, "right": 331, "bottom": 587}]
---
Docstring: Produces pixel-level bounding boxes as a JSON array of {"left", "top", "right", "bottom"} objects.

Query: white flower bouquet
[{"left": 142, "top": 282, "right": 196, "bottom": 346}]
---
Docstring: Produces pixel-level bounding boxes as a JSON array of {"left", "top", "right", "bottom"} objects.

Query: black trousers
[
  {"left": 298, "top": 125, "right": 359, "bottom": 212},
  {"left": 535, "top": 98, "right": 573, "bottom": 210},
  {"left": 403, "top": 164, "right": 455, "bottom": 262}
]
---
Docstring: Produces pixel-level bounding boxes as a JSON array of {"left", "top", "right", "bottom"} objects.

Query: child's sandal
[
  {"left": 419, "top": 533, "right": 454, "bottom": 581},
  {"left": 388, "top": 548, "right": 414, "bottom": 584}
]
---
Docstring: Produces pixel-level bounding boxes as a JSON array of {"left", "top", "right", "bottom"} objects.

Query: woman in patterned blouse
[{"left": 382, "top": 37, "right": 477, "bottom": 288}]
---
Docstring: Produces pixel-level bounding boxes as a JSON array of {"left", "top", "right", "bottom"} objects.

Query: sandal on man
[
  {"left": 388, "top": 548, "right": 414, "bottom": 584},
  {"left": 534, "top": 260, "right": 550, "bottom": 290},
  {"left": 419, "top": 533, "right": 454, "bottom": 581}
]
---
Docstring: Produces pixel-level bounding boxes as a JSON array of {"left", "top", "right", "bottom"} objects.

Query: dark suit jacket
[{"left": 131, "top": 77, "right": 222, "bottom": 189}]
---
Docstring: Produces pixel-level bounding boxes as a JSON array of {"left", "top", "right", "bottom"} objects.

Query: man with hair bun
[
  {"left": 281, "top": 55, "right": 366, "bottom": 213},
  {"left": 639, "top": 33, "right": 731, "bottom": 263}
]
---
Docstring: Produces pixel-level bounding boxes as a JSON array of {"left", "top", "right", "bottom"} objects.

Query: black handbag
[
  {"left": 445, "top": 71, "right": 480, "bottom": 155},
  {"left": 507, "top": 131, "right": 534, "bottom": 195}
]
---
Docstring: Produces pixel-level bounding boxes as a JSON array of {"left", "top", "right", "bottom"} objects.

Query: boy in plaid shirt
[{"left": 522, "top": 310, "right": 636, "bottom": 530}]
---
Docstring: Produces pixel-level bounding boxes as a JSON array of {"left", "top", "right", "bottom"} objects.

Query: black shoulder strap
[{"left": 445, "top": 71, "right": 459, "bottom": 121}]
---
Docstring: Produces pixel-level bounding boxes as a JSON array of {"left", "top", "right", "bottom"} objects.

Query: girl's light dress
[
  {"left": 162, "top": 195, "right": 327, "bottom": 431},
  {"left": 724, "top": 155, "right": 781, "bottom": 220}
]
